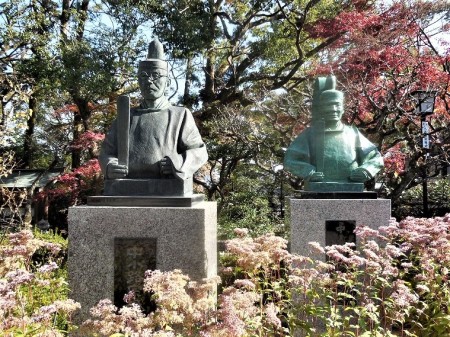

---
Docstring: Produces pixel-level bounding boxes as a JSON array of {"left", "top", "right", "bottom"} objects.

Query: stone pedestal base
[
  {"left": 104, "top": 177, "right": 192, "bottom": 196},
  {"left": 87, "top": 194, "right": 204, "bottom": 207},
  {"left": 304, "top": 181, "right": 364, "bottom": 192},
  {"left": 288, "top": 198, "right": 391, "bottom": 258},
  {"left": 68, "top": 201, "right": 217, "bottom": 321}
]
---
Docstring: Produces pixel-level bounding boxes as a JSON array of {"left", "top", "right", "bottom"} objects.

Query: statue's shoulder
[
  {"left": 297, "top": 125, "right": 313, "bottom": 138},
  {"left": 347, "top": 124, "right": 370, "bottom": 139},
  {"left": 343, "top": 124, "right": 359, "bottom": 135},
  {"left": 347, "top": 124, "right": 378, "bottom": 150},
  {"left": 168, "top": 105, "right": 188, "bottom": 114},
  {"left": 168, "top": 105, "right": 195, "bottom": 120},
  {"left": 289, "top": 126, "right": 312, "bottom": 146}
]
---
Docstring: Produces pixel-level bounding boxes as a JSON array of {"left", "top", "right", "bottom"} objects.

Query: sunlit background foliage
[
  {"left": 0, "top": 1, "right": 450, "bottom": 335},
  {"left": 1, "top": 0, "right": 449, "bottom": 232}
]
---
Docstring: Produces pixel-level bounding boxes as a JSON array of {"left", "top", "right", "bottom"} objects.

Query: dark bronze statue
[{"left": 99, "top": 39, "right": 207, "bottom": 196}]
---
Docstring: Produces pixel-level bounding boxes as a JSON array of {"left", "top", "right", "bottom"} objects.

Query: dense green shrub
[
  {"left": 217, "top": 164, "right": 287, "bottom": 240},
  {"left": 394, "top": 177, "right": 450, "bottom": 219}
]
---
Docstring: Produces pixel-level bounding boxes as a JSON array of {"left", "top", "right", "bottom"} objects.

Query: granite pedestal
[
  {"left": 289, "top": 197, "right": 391, "bottom": 336},
  {"left": 288, "top": 197, "right": 391, "bottom": 258},
  {"left": 103, "top": 177, "right": 193, "bottom": 196},
  {"left": 68, "top": 201, "right": 217, "bottom": 321}
]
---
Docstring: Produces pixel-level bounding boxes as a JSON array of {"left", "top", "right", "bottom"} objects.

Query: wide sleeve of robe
[
  {"left": 354, "top": 127, "right": 384, "bottom": 178},
  {"left": 171, "top": 107, "right": 208, "bottom": 180},
  {"left": 99, "top": 119, "right": 119, "bottom": 177},
  {"left": 284, "top": 128, "right": 316, "bottom": 179}
]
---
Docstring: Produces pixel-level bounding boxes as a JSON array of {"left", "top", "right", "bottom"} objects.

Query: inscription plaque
[
  {"left": 326, "top": 220, "right": 357, "bottom": 304},
  {"left": 325, "top": 220, "right": 356, "bottom": 246},
  {"left": 114, "top": 238, "right": 157, "bottom": 312}
]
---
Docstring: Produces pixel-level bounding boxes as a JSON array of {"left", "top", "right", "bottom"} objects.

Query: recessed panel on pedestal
[
  {"left": 325, "top": 220, "right": 356, "bottom": 246},
  {"left": 114, "top": 238, "right": 157, "bottom": 312}
]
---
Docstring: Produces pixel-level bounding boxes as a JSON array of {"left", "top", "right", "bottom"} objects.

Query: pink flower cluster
[
  {"left": 82, "top": 270, "right": 220, "bottom": 336},
  {"left": 225, "top": 230, "right": 290, "bottom": 272},
  {"left": 80, "top": 214, "right": 450, "bottom": 336},
  {"left": 0, "top": 230, "right": 79, "bottom": 335}
]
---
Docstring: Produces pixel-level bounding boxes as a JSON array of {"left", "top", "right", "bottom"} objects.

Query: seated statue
[
  {"left": 284, "top": 76, "right": 384, "bottom": 192},
  {"left": 99, "top": 39, "right": 208, "bottom": 196}
]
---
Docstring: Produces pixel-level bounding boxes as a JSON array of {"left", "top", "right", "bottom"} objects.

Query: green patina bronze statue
[{"left": 284, "top": 76, "right": 384, "bottom": 192}]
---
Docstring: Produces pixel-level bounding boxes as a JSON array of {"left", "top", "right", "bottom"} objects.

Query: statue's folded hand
[
  {"left": 308, "top": 171, "right": 324, "bottom": 182},
  {"left": 160, "top": 156, "right": 175, "bottom": 176},
  {"left": 106, "top": 162, "right": 128, "bottom": 179},
  {"left": 350, "top": 168, "right": 371, "bottom": 182}
]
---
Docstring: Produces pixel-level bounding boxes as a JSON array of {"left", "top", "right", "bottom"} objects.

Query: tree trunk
[
  {"left": 72, "top": 113, "right": 83, "bottom": 168},
  {"left": 0, "top": 95, "right": 6, "bottom": 132},
  {"left": 60, "top": 0, "right": 71, "bottom": 40},
  {"left": 77, "top": 0, "right": 90, "bottom": 40},
  {"left": 202, "top": 0, "right": 218, "bottom": 104},
  {"left": 22, "top": 96, "right": 38, "bottom": 168},
  {"left": 72, "top": 97, "right": 94, "bottom": 166},
  {"left": 204, "top": 54, "right": 216, "bottom": 104},
  {"left": 183, "top": 56, "right": 194, "bottom": 109}
]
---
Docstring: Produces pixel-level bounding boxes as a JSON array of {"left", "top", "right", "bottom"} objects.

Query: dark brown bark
[
  {"left": 60, "top": 0, "right": 71, "bottom": 40},
  {"left": 21, "top": 96, "right": 38, "bottom": 169},
  {"left": 183, "top": 56, "right": 194, "bottom": 109},
  {"left": 77, "top": 0, "right": 90, "bottom": 40},
  {"left": 71, "top": 97, "right": 93, "bottom": 168},
  {"left": 72, "top": 113, "right": 83, "bottom": 169},
  {"left": 202, "top": 0, "right": 219, "bottom": 105}
]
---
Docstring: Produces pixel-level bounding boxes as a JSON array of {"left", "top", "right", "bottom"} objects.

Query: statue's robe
[
  {"left": 284, "top": 124, "right": 383, "bottom": 182},
  {"left": 99, "top": 105, "right": 207, "bottom": 180}
]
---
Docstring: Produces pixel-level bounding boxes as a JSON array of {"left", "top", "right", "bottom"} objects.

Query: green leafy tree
[
  {"left": 3, "top": 0, "right": 449, "bottom": 232},
  {"left": 0, "top": 0, "right": 61, "bottom": 168},
  {"left": 141, "top": 0, "right": 358, "bottom": 110},
  {"left": 1, "top": 1, "right": 149, "bottom": 228},
  {"left": 0, "top": 0, "right": 148, "bottom": 169}
]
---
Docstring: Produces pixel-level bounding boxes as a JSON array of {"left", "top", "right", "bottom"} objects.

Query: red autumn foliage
[
  {"left": 309, "top": 0, "right": 450, "bottom": 200},
  {"left": 383, "top": 143, "right": 407, "bottom": 177},
  {"left": 37, "top": 159, "right": 103, "bottom": 205},
  {"left": 54, "top": 102, "right": 97, "bottom": 117},
  {"left": 70, "top": 131, "right": 105, "bottom": 151},
  {"left": 54, "top": 104, "right": 79, "bottom": 116}
]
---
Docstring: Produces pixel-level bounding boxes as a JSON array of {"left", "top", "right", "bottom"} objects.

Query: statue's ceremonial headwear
[
  {"left": 139, "top": 38, "right": 168, "bottom": 72},
  {"left": 312, "top": 75, "right": 344, "bottom": 120},
  {"left": 320, "top": 82, "right": 344, "bottom": 104}
]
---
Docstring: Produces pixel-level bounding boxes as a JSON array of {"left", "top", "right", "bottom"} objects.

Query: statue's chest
[
  {"left": 316, "top": 131, "right": 358, "bottom": 179},
  {"left": 322, "top": 132, "right": 356, "bottom": 163},
  {"left": 130, "top": 112, "right": 172, "bottom": 148}
]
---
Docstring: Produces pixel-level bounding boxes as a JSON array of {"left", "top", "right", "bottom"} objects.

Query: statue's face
[
  {"left": 138, "top": 67, "right": 168, "bottom": 100},
  {"left": 320, "top": 100, "right": 344, "bottom": 121}
]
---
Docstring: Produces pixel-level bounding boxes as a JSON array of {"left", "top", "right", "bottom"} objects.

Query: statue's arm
[
  {"left": 99, "top": 120, "right": 127, "bottom": 179},
  {"left": 171, "top": 108, "right": 208, "bottom": 180},
  {"left": 356, "top": 131, "right": 384, "bottom": 178},
  {"left": 284, "top": 132, "right": 316, "bottom": 179},
  {"left": 358, "top": 149, "right": 384, "bottom": 178}
]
